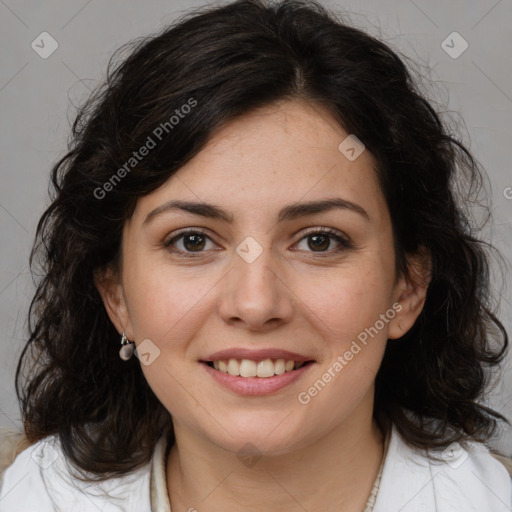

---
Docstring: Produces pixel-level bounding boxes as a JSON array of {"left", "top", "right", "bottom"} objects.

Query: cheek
[
  {"left": 300, "top": 262, "right": 396, "bottom": 346},
  {"left": 124, "top": 260, "right": 214, "bottom": 341}
]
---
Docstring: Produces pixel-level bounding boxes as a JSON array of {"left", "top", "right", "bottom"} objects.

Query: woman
[{"left": 0, "top": 0, "right": 511, "bottom": 510}]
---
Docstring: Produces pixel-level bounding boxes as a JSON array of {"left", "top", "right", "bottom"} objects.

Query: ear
[
  {"left": 93, "top": 265, "right": 134, "bottom": 340},
  {"left": 388, "top": 246, "right": 431, "bottom": 339}
]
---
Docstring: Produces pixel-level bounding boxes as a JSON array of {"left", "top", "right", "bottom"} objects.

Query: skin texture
[{"left": 96, "top": 99, "right": 429, "bottom": 512}]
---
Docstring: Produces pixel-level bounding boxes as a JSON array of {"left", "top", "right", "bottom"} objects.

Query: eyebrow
[{"left": 143, "top": 197, "right": 370, "bottom": 226}]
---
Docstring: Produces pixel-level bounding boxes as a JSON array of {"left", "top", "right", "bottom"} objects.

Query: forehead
[{"left": 130, "top": 99, "right": 387, "bottom": 227}]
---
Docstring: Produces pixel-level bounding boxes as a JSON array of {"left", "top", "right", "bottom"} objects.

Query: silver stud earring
[{"left": 119, "top": 331, "right": 135, "bottom": 361}]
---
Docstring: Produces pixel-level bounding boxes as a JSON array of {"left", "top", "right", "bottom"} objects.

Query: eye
[
  {"left": 164, "top": 229, "right": 217, "bottom": 257},
  {"left": 163, "top": 227, "right": 353, "bottom": 259},
  {"left": 293, "top": 228, "right": 353, "bottom": 256}
]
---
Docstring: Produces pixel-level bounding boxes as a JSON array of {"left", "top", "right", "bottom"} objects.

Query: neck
[{"left": 166, "top": 403, "right": 386, "bottom": 512}]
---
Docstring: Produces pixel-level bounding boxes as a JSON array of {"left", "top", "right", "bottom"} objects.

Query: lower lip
[{"left": 201, "top": 362, "right": 314, "bottom": 395}]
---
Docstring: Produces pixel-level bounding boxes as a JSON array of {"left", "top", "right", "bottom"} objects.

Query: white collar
[
  {"left": 150, "top": 431, "right": 172, "bottom": 512},
  {"left": 373, "top": 424, "right": 512, "bottom": 511}
]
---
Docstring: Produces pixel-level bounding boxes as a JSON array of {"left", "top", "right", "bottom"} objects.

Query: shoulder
[
  {"left": 0, "top": 429, "right": 154, "bottom": 512},
  {"left": 374, "top": 424, "right": 512, "bottom": 512},
  {"left": 491, "top": 451, "right": 512, "bottom": 478},
  {"left": 0, "top": 428, "right": 32, "bottom": 475}
]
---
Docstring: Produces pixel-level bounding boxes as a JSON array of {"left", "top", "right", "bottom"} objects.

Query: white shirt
[{"left": 0, "top": 424, "right": 510, "bottom": 511}]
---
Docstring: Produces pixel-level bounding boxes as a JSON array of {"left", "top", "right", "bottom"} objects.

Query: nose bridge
[{"left": 219, "top": 235, "right": 293, "bottom": 328}]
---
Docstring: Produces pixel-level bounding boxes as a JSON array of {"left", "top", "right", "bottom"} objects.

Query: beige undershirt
[{"left": 150, "top": 429, "right": 390, "bottom": 512}]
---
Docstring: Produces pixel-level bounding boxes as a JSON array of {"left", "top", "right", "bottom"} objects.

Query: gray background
[{"left": 1, "top": 0, "right": 511, "bottom": 453}]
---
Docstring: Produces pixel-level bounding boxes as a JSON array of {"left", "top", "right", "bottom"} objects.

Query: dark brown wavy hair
[{"left": 15, "top": 0, "right": 509, "bottom": 481}]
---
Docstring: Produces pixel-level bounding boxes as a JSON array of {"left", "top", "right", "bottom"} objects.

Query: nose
[{"left": 217, "top": 243, "right": 294, "bottom": 331}]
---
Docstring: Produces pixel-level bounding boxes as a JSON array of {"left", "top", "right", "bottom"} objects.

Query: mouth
[{"left": 201, "top": 358, "right": 315, "bottom": 378}]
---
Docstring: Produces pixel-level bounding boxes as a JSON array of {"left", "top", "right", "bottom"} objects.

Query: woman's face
[{"left": 99, "top": 99, "right": 426, "bottom": 455}]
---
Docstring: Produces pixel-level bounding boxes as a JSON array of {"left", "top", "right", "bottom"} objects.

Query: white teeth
[
  {"left": 239, "top": 359, "right": 257, "bottom": 377},
  {"left": 256, "top": 359, "right": 275, "bottom": 378},
  {"left": 274, "top": 359, "right": 286, "bottom": 375},
  {"left": 211, "top": 358, "right": 308, "bottom": 378},
  {"left": 227, "top": 358, "right": 240, "bottom": 376}
]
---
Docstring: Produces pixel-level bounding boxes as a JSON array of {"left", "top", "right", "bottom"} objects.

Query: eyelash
[{"left": 163, "top": 228, "right": 354, "bottom": 259}]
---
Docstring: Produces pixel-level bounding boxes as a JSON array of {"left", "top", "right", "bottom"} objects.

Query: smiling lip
[{"left": 200, "top": 348, "right": 315, "bottom": 396}]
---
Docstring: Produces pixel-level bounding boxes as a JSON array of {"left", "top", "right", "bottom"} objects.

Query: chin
[{"left": 205, "top": 412, "right": 315, "bottom": 457}]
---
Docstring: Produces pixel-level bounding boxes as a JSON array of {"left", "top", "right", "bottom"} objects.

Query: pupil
[
  {"left": 309, "top": 234, "right": 329, "bottom": 251},
  {"left": 185, "top": 234, "right": 205, "bottom": 251}
]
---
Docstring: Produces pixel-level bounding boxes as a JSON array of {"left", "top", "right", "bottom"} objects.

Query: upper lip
[{"left": 203, "top": 348, "right": 314, "bottom": 363}]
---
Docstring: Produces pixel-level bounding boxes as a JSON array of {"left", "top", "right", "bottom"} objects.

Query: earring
[{"left": 119, "top": 331, "right": 135, "bottom": 361}]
